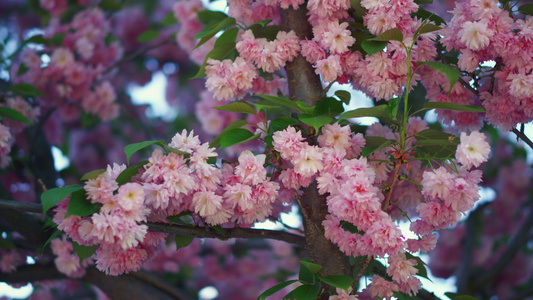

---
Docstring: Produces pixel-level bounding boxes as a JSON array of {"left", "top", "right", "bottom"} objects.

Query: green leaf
[
  {"left": 413, "top": 6, "right": 446, "bottom": 26},
  {"left": 65, "top": 190, "right": 100, "bottom": 217},
  {"left": 25, "top": 34, "right": 49, "bottom": 45},
  {"left": 362, "top": 136, "right": 395, "bottom": 156},
  {"left": 415, "top": 129, "right": 459, "bottom": 157},
  {"left": 247, "top": 19, "right": 272, "bottom": 37},
  {"left": 335, "top": 90, "right": 351, "bottom": 105},
  {"left": 405, "top": 252, "right": 431, "bottom": 282},
  {"left": 340, "top": 221, "right": 364, "bottom": 234},
  {"left": 161, "top": 11, "right": 178, "bottom": 26},
  {"left": 72, "top": 241, "right": 98, "bottom": 264},
  {"left": 361, "top": 40, "right": 388, "bottom": 56},
  {"left": 518, "top": 4, "right": 533, "bottom": 15},
  {"left": 423, "top": 102, "right": 485, "bottom": 113},
  {"left": 197, "top": 10, "right": 229, "bottom": 25},
  {"left": 369, "top": 28, "right": 404, "bottom": 42},
  {"left": 124, "top": 140, "right": 165, "bottom": 165},
  {"left": 341, "top": 104, "right": 388, "bottom": 119},
  {"left": 41, "top": 185, "right": 83, "bottom": 216},
  {"left": 49, "top": 33, "right": 66, "bottom": 46},
  {"left": 0, "top": 238, "right": 16, "bottom": 250},
  {"left": 418, "top": 23, "right": 441, "bottom": 35},
  {"left": 313, "top": 97, "right": 344, "bottom": 117},
  {"left": 394, "top": 291, "right": 419, "bottom": 300},
  {"left": 270, "top": 117, "right": 299, "bottom": 133},
  {"left": 211, "top": 225, "right": 226, "bottom": 238},
  {"left": 0, "top": 107, "right": 32, "bottom": 124},
  {"left": 418, "top": 61, "right": 460, "bottom": 93},
  {"left": 299, "top": 260, "right": 322, "bottom": 274},
  {"left": 214, "top": 102, "right": 256, "bottom": 115},
  {"left": 451, "top": 296, "right": 480, "bottom": 300},
  {"left": 256, "top": 94, "right": 308, "bottom": 113},
  {"left": 16, "top": 63, "right": 30, "bottom": 76},
  {"left": 299, "top": 114, "right": 332, "bottom": 134},
  {"left": 210, "top": 120, "right": 249, "bottom": 148},
  {"left": 98, "top": 0, "right": 122, "bottom": 11},
  {"left": 116, "top": 161, "right": 148, "bottom": 186},
  {"left": 8, "top": 83, "right": 43, "bottom": 97},
  {"left": 318, "top": 275, "right": 353, "bottom": 291},
  {"left": 387, "top": 97, "right": 400, "bottom": 119},
  {"left": 251, "top": 101, "right": 280, "bottom": 113},
  {"left": 175, "top": 235, "right": 194, "bottom": 250},
  {"left": 414, "top": 0, "right": 433, "bottom": 3},
  {"left": 292, "top": 283, "right": 321, "bottom": 300},
  {"left": 299, "top": 263, "right": 317, "bottom": 285},
  {"left": 258, "top": 25, "right": 283, "bottom": 41},
  {"left": 137, "top": 29, "right": 160, "bottom": 43},
  {"left": 194, "top": 17, "right": 236, "bottom": 49},
  {"left": 257, "top": 280, "right": 299, "bottom": 300},
  {"left": 39, "top": 230, "right": 63, "bottom": 254},
  {"left": 219, "top": 128, "right": 255, "bottom": 148},
  {"left": 192, "top": 41, "right": 236, "bottom": 78},
  {"left": 80, "top": 169, "right": 106, "bottom": 181}
]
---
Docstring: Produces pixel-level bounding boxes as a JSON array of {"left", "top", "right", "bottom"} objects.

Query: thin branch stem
[
  {"left": 382, "top": 162, "right": 402, "bottom": 211},
  {"left": 512, "top": 128, "right": 533, "bottom": 150},
  {"left": 0, "top": 199, "right": 44, "bottom": 214}
]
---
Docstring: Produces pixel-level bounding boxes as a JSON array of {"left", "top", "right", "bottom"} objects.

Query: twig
[
  {"left": 146, "top": 222, "right": 306, "bottom": 246},
  {"left": 0, "top": 199, "right": 44, "bottom": 214},
  {"left": 512, "top": 128, "right": 533, "bottom": 150}
]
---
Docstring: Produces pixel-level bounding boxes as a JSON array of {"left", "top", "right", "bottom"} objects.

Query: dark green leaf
[
  {"left": 299, "top": 114, "right": 332, "bottom": 133},
  {"left": 394, "top": 291, "right": 419, "bottom": 300},
  {"left": 197, "top": 10, "right": 229, "bottom": 25},
  {"left": 0, "top": 107, "right": 32, "bottom": 124},
  {"left": 292, "top": 283, "right": 321, "bottom": 300},
  {"left": 369, "top": 28, "right": 404, "bottom": 42},
  {"left": 257, "top": 280, "right": 299, "bottom": 300},
  {"left": 65, "top": 190, "right": 100, "bottom": 217},
  {"left": 220, "top": 128, "right": 254, "bottom": 148},
  {"left": 116, "top": 161, "right": 148, "bottom": 186},
  {"left": 259, "top": 25, "right": 283, "bottom": 41},
  {"left": 413, "top": 6, "right": 446, "bottom": 26},
  {"left": 270, "top": 117, "right": 299, "bottom": 133},
  {"left": 124, "top": 140, "right": 165, "bottom": 165},
  {"left": 414, "top": 0, "right": 433, "bottom": 3},
  {"left": 362, "top": 137, "right": 395, "bottom": 156},
  {"left": 318, "top": 275, "right": 353, "bottom": 291},
  {"left": 0, "top": 238, "right": 16, "bottom": 250},
  {"left": 423, "top": 102, "right": 485, "bottom": 113},
  {"left": 405, "top": 252, "right": 431, "bottom": 282},
  {"left": 214, "top": 102, "right": 256, "bottom": 115},
  {"left": 518, "top": 4, "right": 533, "bottom": 15},
  {"left": 361, "top": 40, "right": 387, "bottom": 56},
  {"left": 251, "top": 101, "right": 279, "bottom": 113},
  {"left": 98, "top": 0, "right": 122, "bottom": 11},
  {"left": 256, "top": 95, "right": 307, "bottom": 113},
  {"left": 41, "top": 185, "right": 83, "bottom": 216},
  {"left": 418, "top": 61, "right": 460, "bottom": 93},
  {"left": 341, "top": 104, "right": 388, "bottom": 119},
  {"left": 387, "top": 97, "right": 400, "bottom": 119},
  {"left": 210, "top": 120, "right": 249, "bottom": 148},
  {"left": 211, "top": 225, "right": 226, "bottom": 238},
  {"left": 341, "top": 221, "right": 364, "bottom": 234},
  {"left": 445, "top": 292, "right": 459, "bottom": 300},
  {"left": 16, "top": 63, "right": 30, "bottom": 76},
  {"left": 192, "top": 41, "right": 236, "bottom": 78},
  {"left": 137, "top": 29, "right": 160, "bottom": 43},
  {"left": 299, "top": 263, "right": 317, "bottom": 285},
  {"left": 247, "top": 20, "right": 272, "bottom": 37},
  {"left": 215, "top": 27, "right": 239, "bottom": 45},
  {"left": 194, "top": 17, "right": 236, "bottom": 49},
  {"left": 175, "top": 235, "right": 194, "bottom": 250},
  {"left": 80, "top": 169, "right": 106, "bottom": 181},
  {"left": 72, "top": 241, "right": 98, "bottom": 264},
  {"left": 39, "top": 230, "right": 62, "bottom": 254},
  {"left": 452, "top": 296, "right": 480, "bottom": 300},
  {"left": 25, "top": 34, "right": 49, "bottom": 45},
  {"left": 335, "top": 90, "right": 351, "bottom": 105},
  {"left": 49, "top": 33, "right": 66, "bottom": 46},
  {"left": 313, "top": 97, "right": 344, "bottom": 117},
  {"left": 8, "top": 83, "right": 43, "bottom": 97}
]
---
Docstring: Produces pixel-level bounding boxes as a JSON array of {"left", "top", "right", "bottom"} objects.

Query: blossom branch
[
  {"left": 145, "top": 222, "right": 306, "bottom": 246},
  {"left": 512, "top": 128, "right": 533, "bottom": 151}
]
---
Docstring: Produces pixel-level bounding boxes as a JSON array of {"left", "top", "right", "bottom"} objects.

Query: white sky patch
[
  {"left": 199, "top": 286, "right": 219, "bottom": 300},
  {"left": 51, "top": 146, "right": 69, "bottom": 171},
  {"left": 0, "top": 283, "right": 33, "bottom": 298},
  {"left": 127, "top": 71, "right": 178, "bottom": 121}
]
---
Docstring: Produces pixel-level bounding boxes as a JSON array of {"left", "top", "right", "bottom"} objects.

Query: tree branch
[
  {"left": 0, "top": 263, "right": 67, "bottom": 283},
  {"left": 145, "top": 222, "right": 306, "bottom": 246},
  {"left": 512, "top": 128, "right": 533, "bottom": 151},
  {"left": 471, "top": 206, "right": 533, "bottom": 290},
  {"left": 0, "top": 199, "right": 43, "bottom": 214}
]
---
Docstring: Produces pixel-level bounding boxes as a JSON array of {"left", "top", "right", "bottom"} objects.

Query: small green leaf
[
  {"left": 194, "top": 17, "right": 236, "bottom": 49},
  {"left": 65, "top": 190, "right": 100, "bottom": 217},
  {"left": 299, "top": 114, "right": 332, "bottom": 133},
  {"left": 423, "top": 102, "right": 485, "bottom": 113},
  {"left": 292, "top": 283, "right": 321, "bottom": 300},
  {"left": 369, "top": 28, "right": 404, "bottom": 42},
  {"left": 214, "top": 102, "right": 256, "bottom": 115},
  {"left": 257, "top": 280, "right": 299, "bottom": 300},
  {"left": 161, "top": 11, "right": 178, "bottom": 26},
  {"left": 220, "top": 128, "right": 255, "bottom": 148},
  {"left": 247, "top": 19, "right": 272, "bottom": 37},
  {"left": 362, "top": 136, "right": 395, "bottom": 156},
  {"left": 413, "top": 6, "right": 446, "bottom": 26},
  {"left": 192, "top": 41, "right": 236, "bottom": 78},
  {"left": 137, "top": 29, "right": 160, "bottom": 43},
  {"left": 451, "top": 296, "right": 480, "bottom": 300},
  {"left": 335, "top": 90, "right": 351, "bottom": 105},
  {"left": 124, "top": 140, "right": 165, "bottom": 164},
  {"left": 0, "top": 107, "right": 32, "bottom": 124},
  {"left": 49, "top": 33, "right": 66, "bottom": 46},
  {"left": 98, "top": 0, "right": 122, "bottom": 11},
  {"left": 405, "top": 252, "right": 431, "bottom": 282},
  {"left": 394, "top": 291, "right": 419, "bottom": 300},
  {"left": 445, "top": 292, "right": 459, "bottom": 300},
  {"left": 418, "top": 23, "right": 441, "bottom": 35},
  {"left": 72, "top": 241, "right": 98, "bottom": 264},
  {"left": 318, "top": 275, "right": 353, "bottom": 291},
  {"left": 518, "top": 4, "right": 533, "bottom": 15},
  {"left": 175, "top": 235, "right": 194, "bottom": 250},
  {"left": 211, "top": 225, "right": 226, "bottom": 238},
  {"left": 387, "top": 97, "right": 400, "bottom": 119},
  {"left": 8, "top": 83, "right": 43, "bottom": 97},
  {"left": 256, "top": 94, "right": 306, "bottom": 113},
  {"left": 418, "top": 61, "right": 460, "bottom": 94},
  {"left": 313, "top": 97, "right": 344, "bottom": 117},
  {"left": 270, "top": 117, "right": 299, "bottom": 133},
  {"left": 414, "top": 0, "right": 433, "bottom": 3},
  {"left": 340, "top": 221, "right": 364, "bottom": 234},
  {"left": 361, "top": 40, "right": 388, "bottom": 56},
  {"left": 41, "top": 185, "right": 83, "bottom": 216},
  {"left": 210, "top": 120, "right": 249, "bottom": 148},
  {"left": 299, "top": 260, "right": 322, "bottom": 274},
  {"left": 116, "top": 161, "right": 148, "bottom": 186},
  {"left": 341, "top": 104, "right": 388, "bottom": 119},
  {"left": 258, "top": 25, "right": 283, "bottom": 41},
  {"left": 0, "top": 238, "right": 16, "bottom": 250},
  {"left": 299, "top": 263, "right": 317, "bottom": 285},
  {"left": 39, "top": 230, "right": 63, "bottom": 254},
  {"left": 197, "top": 10, "right": 229, "bottom": 25},
  {"left": 16, "top": 63, "right": 30, "bottom": 76},
  {"left": 80, "top": 169, "right": 106, "bottom": 181}
]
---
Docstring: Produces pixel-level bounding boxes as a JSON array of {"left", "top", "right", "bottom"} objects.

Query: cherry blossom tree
[{"left": 1, "top": 0, "right": 533, "bottom": 299}]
